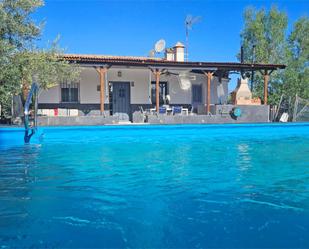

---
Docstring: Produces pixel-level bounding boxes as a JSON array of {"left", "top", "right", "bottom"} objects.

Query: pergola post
[
  {"left": 155, "top": 70, "right": 161, "bottom": 112},
  {"left": 203, "top": 71, "right": 213, "bottom": 114},
  {"left": 150, "top": 68, "right": 162, "bottom": 112},
  {"left": 95, "top": 66, "right": 108, "bottom": 115},
  {"left": 263, "top": 70, "right": 269, "bottom": 105}
]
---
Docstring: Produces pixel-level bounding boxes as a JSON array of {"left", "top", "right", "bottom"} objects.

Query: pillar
[
  {"left": 95, "top": 67, "right": 108, "bottom": 115},
  {"left": 155, "top": 70, "right": 161, "bottom": 112},
  {"left": 204, "top": 71, "right": 213, "bottom": 114},
  {"left": 264, "top": 71, "right": 269, "bottom": 105}
]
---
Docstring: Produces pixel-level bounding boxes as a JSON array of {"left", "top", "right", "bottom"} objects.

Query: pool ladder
[{"left": 24, "top": 83, "right": 39, "bottom": 143}]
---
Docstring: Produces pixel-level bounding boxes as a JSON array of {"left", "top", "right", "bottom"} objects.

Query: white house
[{"left": 37, "top": 42, "right": 285, "bottom": 124}]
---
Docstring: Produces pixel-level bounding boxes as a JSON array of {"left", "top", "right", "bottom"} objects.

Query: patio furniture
[
  {"left": 149, "top": 108, "right": 156, "bottom": 114},
  {"left": 219, "top": 105, "right": 231, "bottom": 116},
  {"left": 139, "top": 106, "right": 145, "bottom": 113},
  {"left": 182, "top": 108, "right": 189, "bottom": 115},
  {"left": 159, "top": 106, "right": 167, "bottom": 114},
  {"left": 162, "top": 105, "right": 172, "bottom": 115},
  {"left": 166, "top": 107, "right": 172, "bottom": 115},
  {"left": 189, "top": 106, "right": 195, "bottom": 115},
  {"left": 139, "top": 106, "right": 147, "bottom": 122},
  {"left": 172, "top": 106, "right": 182, "bottom": 115}
]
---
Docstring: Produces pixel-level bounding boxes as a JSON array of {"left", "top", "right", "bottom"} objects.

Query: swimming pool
[{"left": 0, "top": 123, "right": 309, "bottom": 248}]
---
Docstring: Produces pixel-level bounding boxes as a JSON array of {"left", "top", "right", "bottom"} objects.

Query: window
[
  {"left": 151, "top": 81, "right": 168, "bottom": 105},
  {"left": 192, "top": 84, "right": 202, "bottom": 103},
  {"left": 61, "top": 82, "right": 79, "bottom": 103}
]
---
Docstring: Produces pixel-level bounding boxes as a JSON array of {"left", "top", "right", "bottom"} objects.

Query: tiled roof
[
  {"left": 61, "top": 53, "right": 286, "bottom": 71},
  {"left": 63, "top": 54, "right": 163, "bottom": 62}
]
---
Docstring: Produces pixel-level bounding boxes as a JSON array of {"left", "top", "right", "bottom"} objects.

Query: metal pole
[
  {"left": 185, "top": 27, "right": 189, "bottom": 62},
  {"left": 251, "top": 45, "right": 256, "bottom": 92},
  {"left": 34, "top": 90, "right": 38, "bottom": 128},
  {"left": 264, "top": 71, "right": 269, "bottom": 105},
  {"left": 240, "top": 45, "right": 244, "bottom": 78},
  {"left": 155, "top": 70, "right": 161, "bottom": 112}
]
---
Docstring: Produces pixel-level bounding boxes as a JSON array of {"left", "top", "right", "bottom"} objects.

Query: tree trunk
[{"left": 22, "top": 78, "right": 29, "bottom": 103}]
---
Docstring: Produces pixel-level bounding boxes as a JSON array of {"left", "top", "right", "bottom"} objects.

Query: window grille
[
  {"left": 151, "top": 81, "right": 168, "bottom": 105},
  {"left": 61, "top": 82, "right": 79, "bottom": 103}
]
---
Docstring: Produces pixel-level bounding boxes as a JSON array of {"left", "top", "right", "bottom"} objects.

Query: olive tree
[{"left": 0, "top": 0, "right": 79, "bottom": 119}]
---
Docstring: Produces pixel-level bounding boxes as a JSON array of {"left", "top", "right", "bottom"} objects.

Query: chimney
[
  {"left": 232, "top": 77, "right": 253, "bottom": 105},
  {"left": 165, "top": 48, "right": 174, "bottom": 61},
  {"left": 240, "top": 46, "right": 244, "bottom": 63},
  {"left": 173, "top": 42, "right": 185, "bottom": 62}
]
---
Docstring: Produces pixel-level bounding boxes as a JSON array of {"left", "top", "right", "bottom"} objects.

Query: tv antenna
[
  {"left": 185, "top": 15, "right": 201, "bottom": 61},
  {"left": 148, "top": 39, "right": 166, "bottom": 57}
]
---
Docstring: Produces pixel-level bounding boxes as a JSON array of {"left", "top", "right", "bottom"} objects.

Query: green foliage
[
  {"left": 239, "top": 6, "right": 288, "bottom": 105},
  {"left": 283, "top": 17, "right": 309, "bottom": 100},
  {"left": 239, "top": 6, "right": 309, "bottom": 105},
  {"left": 0, "top": 0, "right": 43, "bottom": 48},
  {"left": 13, "top": 40, "right": 80, "bottom": 90},
  {"left": 240, "top": 6, "right": 288, "bottom": 64},
  {"left": 0, "top": 0, "right": 79, "bottom": 119}
]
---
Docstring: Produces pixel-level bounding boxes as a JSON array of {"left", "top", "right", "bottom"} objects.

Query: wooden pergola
[{"left": 62, "top": 54, "right": 286, "bottom": 115}]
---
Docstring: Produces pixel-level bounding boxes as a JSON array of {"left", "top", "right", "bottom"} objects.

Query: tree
[
  {"left": 13, "top": 40, "right": 80, "bottom": 98},
  {"left": 283, "top": 17, "right": 309, "bottom": 100},
  {"left": 239, "top": 6, "right": 288, "bottom": 104},
  {"left": 0, "top": 0, "right": 79, "bottom": 120}
]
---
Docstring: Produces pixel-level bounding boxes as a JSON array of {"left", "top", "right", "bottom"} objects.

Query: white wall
[
  {"left": 219, "top": 78, "right": 229, "bottom": 104},
  {"left": 108, "top": 68, "right": 150, "bottom": 104},
  {"left": 38, "top": 85, "right": 60, "bottom": 103},
  {"left": 79, "top": 68, "right": 101, "bottom": 104},
  {"left": 38, "top": 66, "right": 230, "bottom": 106},
  {"left": 159, "top": 74, "right": 191, "bottom": 104}
]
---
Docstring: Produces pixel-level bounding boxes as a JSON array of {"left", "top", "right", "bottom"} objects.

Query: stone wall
[
  {"left": 37, "top": 116, "right": 119, "bottom": 126},
  {"left": 38, "top": 105, "right": 269, "bottom": 126},
  {"left": 139, "top": 105, "right": 270, "bottom": 124}
]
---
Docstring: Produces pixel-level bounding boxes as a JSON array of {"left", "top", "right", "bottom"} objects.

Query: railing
[{"left": 24, "top": 83, "right": 39, "bottom": 143}]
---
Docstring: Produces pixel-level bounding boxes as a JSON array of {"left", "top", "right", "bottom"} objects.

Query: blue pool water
[{"left": 0, "top": 123, "right": 309, "bottom": 248}]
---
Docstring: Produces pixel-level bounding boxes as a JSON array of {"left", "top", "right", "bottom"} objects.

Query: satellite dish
[
  {"left": 154, "top": 39, "right": 166, "bottom": 53},
  {"left": 148, "top": 50, "right": 155, "bottom": 57}
]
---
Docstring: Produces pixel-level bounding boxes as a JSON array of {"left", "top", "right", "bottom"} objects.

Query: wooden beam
[
  {"left": 155, "top": 69, "right": 161, "bottom": 112},
  {"left": 149, "top": 68, "right": 163, "bottom": 112},
  {"left": 203, "top": 71, "right": 213, "bottom": 114},
  {"left": 264, "top": 70, "right": 269, "bottom": 105},
  {"left": 95, "top": 67, "right": 108, "bottom": 114}
]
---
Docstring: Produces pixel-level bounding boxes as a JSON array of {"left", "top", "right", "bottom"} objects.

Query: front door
[{"left": 112, "top": 82, "right": 131, "bottom": 121}]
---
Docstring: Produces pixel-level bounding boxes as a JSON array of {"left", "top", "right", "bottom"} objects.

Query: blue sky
[{"left": 34, "top": 0, "right": 308, "bottom": 63}]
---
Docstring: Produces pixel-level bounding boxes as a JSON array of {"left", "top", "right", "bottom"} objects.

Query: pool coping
[{"left": 1, "top": 122, "right": 309, "bottom": 131}]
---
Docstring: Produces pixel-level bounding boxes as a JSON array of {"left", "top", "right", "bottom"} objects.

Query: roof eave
[{"left": 61, "top": 55, "right": 286, "bottom": 72}]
